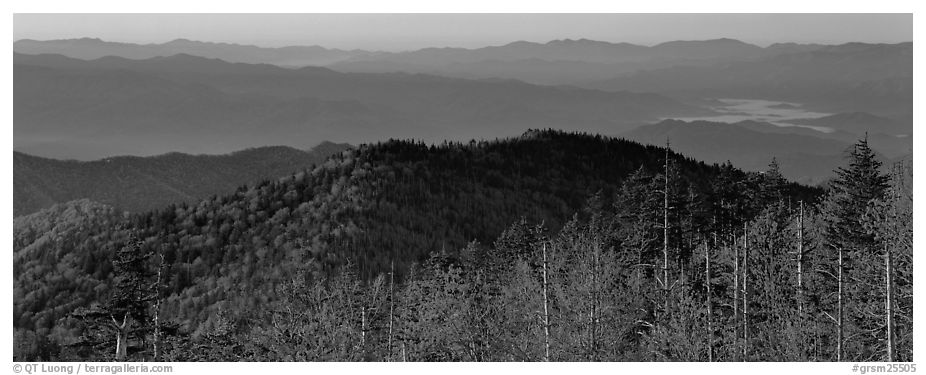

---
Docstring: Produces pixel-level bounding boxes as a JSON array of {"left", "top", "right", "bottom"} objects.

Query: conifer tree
[
  {"left": 822, "top": 136, "right": 889, "bottom": 361},
  {"left": 108, "top": 235, "right": 155, "bottom": 360}
]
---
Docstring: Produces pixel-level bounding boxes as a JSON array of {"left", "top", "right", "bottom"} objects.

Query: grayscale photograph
[{"left": 12, "top": 13, "right": 913, "bottom": 363}]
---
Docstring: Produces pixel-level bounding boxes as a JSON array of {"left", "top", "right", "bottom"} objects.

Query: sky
[{"left": 13, "top": 13, "right": 913, "bottom": 51}]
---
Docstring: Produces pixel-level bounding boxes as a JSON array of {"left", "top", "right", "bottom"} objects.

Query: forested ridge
[
  {"left": 13, "top": 130, "right": 909, "bottom": 362},
  {"left": 13, "top": 142, "right": 351, "bottom": 216}
]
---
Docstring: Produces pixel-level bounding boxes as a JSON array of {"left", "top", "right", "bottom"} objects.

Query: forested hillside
[
  {"left": 14, "top": 131, "right": 909, "bottom": 363},
  {"left": 13, "top": 142, "right": 350, "bottom": 216}
]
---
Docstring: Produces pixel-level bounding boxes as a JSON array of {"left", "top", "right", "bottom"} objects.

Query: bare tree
[
  {"left": 387, "top": 261, "right": 395, "bottom": 362},
  {"left": 589, "top": 239, "right": 601, "bottom": 360},
  {"left": 704, "top": 238, "right": 713, "bottom": 362},
  {"left": 837, "top": 246, "right": 844, "bottom": 362},
  {"left": 661, "top": 139, "right": 671, "bottom": 318},
  {"left": 796, "top": 201, "right": 804, "bottom": 323},
  {"left": 885, "top": 241, "right": 894, "bottom": 362},
  {"left": 742, "top": 222, "right": 748, "bottom": 361},
  {"left": 152, "top": 253, "right": 164, "bottom": 361},
  {"left": 795, "top": 201, "right": 805, "bottom": 360},
  {"left": 733, "top": 230, "right": 739, "bottom": 354},
  {"left": 111, "top": 313, "right": 130, "bottom": 361},
  {"left": 542, "top": 242, "right": 551, "bottom": 362}
]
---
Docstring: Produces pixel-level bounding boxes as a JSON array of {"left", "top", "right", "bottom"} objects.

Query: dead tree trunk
[
  {"left": 153, "top": 253, "right": 164, "bottom": 361},
  {"left": 797, "top": 201, "right": 804, "bottom": 322},
  {"left": 837, "top": 247, "right": 844, "bottom": 362},
  {"left": 733, "top": 230, "right": 739, "bottom": 354},
  {"left": 662, "top": 140, "right": 670, "bottom": 318},
  {"left": 796, "top": 201, "right": 805, "bottom": 360},
  {"left": 542, "top": 242, "right": 551, "bottom": 362},
  {"left": 387, "top": 261, "right": 395, "bottom": 362},
  {"left": 884, "top": 166, "right": 901, "bottom": 362},
  {"left": 589, "top": 239, "right": 601, "bottom": 361},
  {"left": 885, "top": 242, "right": 894, "bottom": 362},
  {"left": 112, "top": 313, "right": 130, "bottom": 361},
  {"left": 705, "top": 239, "right": 713, "bottom": 362},
  {"left": 360, "top": 305, "right": 367, "bottom": 349},
  {"left": 742, "top": 223, "right": 748, "bottom": 361}
]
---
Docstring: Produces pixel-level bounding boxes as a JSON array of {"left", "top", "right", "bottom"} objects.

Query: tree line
[{"left": 14, "top": 133, "right": 908, "bottom": 361}]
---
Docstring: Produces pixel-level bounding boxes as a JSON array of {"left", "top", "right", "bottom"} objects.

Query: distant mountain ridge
[
  {"left": 15, "top": 37, "right": 832, "bottom": 86},
  {"left": 13, "top": 37, "right": 773, "bottom": 66},
  {"left": 335, "top": 38, "right": 765, "bottom": 65},
  {"left": 783, "top": 112, "right": 910, "bottom": 136},
  {"left": 328, "top": 38, "right": 810, "bottom": 85},
  {"left": 14, "top": 37, "right": 374, "bottom": 66},
  {"left": 13, "top": 142, "right": 352, "bottom": 217},
  {"left": 583, "top": 42, "right": 912, "bottom": 118},
  {"left": 15, "top": 52, "right": 705, "bottom": 160}
]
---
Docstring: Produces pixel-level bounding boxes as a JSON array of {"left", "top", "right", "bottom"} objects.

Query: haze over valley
[{"left": 14, "top": 35, "right": 911, "bottom": 185}]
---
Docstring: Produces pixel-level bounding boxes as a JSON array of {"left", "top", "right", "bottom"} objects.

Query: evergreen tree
[
  {"left": 761, "top": 158, "right": 787, "bottom": 204},
  {"left": 821, "top": 136, "right": 890, "bottom": 361},
  {"left": 824, "top": 137, "right": 889, "bottom": 253},
  {"left": 108, "top": 235, "right": 156, "bottom": 360}
]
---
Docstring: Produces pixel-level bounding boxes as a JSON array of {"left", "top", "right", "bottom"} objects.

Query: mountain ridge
[
  {"left": 14, "top": 37, "right": 374, "bottom": 66},
  {"left": 13, "top": 142, "right": 352, "bottom": 217},
  {"left": 15, "top": 52, "right": 706, "bottom": 160},
  {"left": 581, "top": 42, "right": 912, "bottom": 117},
  {"left": 13, "top": 130, "right": 823, "bottom": 346}
]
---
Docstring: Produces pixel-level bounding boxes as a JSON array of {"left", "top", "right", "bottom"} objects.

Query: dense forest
[
  {"left": 12, "top": 130, "right": 910, "bottom": 362},
  {"left": 14, "top": 142, "right": 351, "bottom": 216}
]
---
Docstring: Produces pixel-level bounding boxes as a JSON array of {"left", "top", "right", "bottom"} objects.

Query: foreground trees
[{"left": 18, "top": 136, "right": 912, "bottom": 362}]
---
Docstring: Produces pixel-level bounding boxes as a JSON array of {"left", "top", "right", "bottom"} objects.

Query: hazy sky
[{"left": 14, "top": 13, "right": 913, "bottom": 51}]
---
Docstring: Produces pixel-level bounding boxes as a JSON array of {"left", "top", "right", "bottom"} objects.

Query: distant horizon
[
  {"left": 12, "top": 35, "right": 915, "bottom": 54},
  {"left": 13, "top": 14, "right": 913, "bottom": 52}
]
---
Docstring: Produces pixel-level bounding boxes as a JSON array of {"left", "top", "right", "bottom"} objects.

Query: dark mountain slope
[
  {"left": 13, "top": 130, "right": 822, "bottom": 338},
  {"left": 13, "top": 143, "right": 351, "bottom": 217}
]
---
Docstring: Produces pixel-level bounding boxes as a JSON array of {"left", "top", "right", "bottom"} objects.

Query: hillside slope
[
  {"left": 14, "top": 142, "right": 351, "bottom": 216},
  {"left": 13, "top": 131, "right": 821, "bottom": 342}
]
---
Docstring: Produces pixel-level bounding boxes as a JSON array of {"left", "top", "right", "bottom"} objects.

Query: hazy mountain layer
[
  {"left": 620, "top": 120, "right": 866, "bottom": 184},
  {"left": 14, "top": 37, "right": 372, "bottom": 66},
  {"left": 583, "top": 42, "right": 913, "bottom": 118},
  {"left": 14, "top": 53, "right": 705, "bottom": 160},
  {"left": 328, "top": 38, "right": 781, "bottom": 84},
  {"left": 15, "top": 37, "right": 835, "bottom": 87},
  {"left": 783, "top": 112, "right": 911, "bottom": 136}
]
